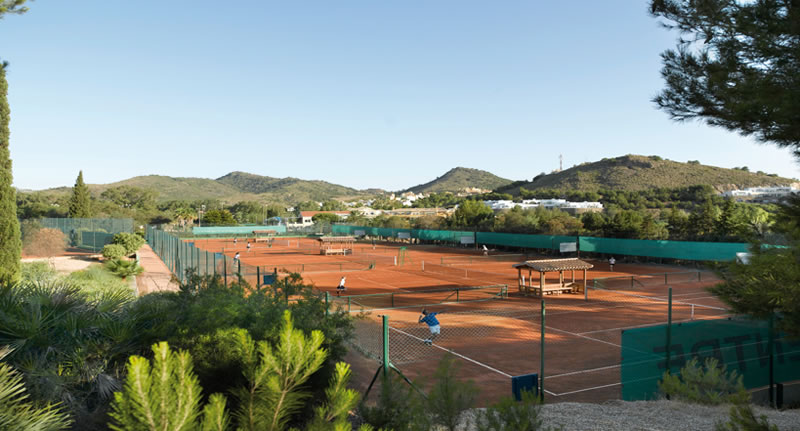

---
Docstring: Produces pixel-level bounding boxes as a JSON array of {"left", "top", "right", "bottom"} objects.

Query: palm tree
[
  {"left": 0, "top": 278, "right": 165, "bottom": 429},
  {"left": 0, "top": 347, "right": 72, "bottom": 430},
  {"left": 174, "top": 207, "right": 196, "bottom": 230}
]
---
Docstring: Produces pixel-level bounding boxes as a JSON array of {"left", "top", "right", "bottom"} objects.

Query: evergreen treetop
[{"left": 68, "top": 170, "right": 92, "bottom": 218}]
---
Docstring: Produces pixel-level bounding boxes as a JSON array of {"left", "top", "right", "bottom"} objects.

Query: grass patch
[
  {"left": 20, "top": 261, "right": 135, "bottom": 302},
  {"left": 65, "top": 264, "right": 135, "bottom": 300}
]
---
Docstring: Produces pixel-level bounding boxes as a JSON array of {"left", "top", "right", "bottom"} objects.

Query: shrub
[
  {"left": 0, "top": 277, "right": 147, "bottom": 429},
  {"left": 420, "top": 354, "right": 479, "bottom": 431},
  {"left": 105, "top": 258, "right": 144, "bottom": 279},
  {"left": 108, "top": 312, "right": 368, "bottom": 431},
  {"left": 65, "top": 264, "right": 135, "bottom": 301},
  {"left": 111, "top": 232, "right": 145, "bottom": 255},
  {"left": 102, "top": 244, "right": 126, "bottom": 259},
  {"left": 20, "top": 261, "right": 59, "bottom": 284},
  {"left": 714, "top": 403, "right": 779, "bottom": 431},
  {"left": 475, "top": 389, "right": 561, "bottom": 431},
  {"left": 659, "top": 357, "right": 750, "bottom": 405},
  {"left": 0, "top": 347, "right": 72, "bottom": 431},
  {"left": 359, "top": 373, "right": 419, "bottom": 430},
  {"left": 22, "top": 227, "right": 67, "bottom": 258}
]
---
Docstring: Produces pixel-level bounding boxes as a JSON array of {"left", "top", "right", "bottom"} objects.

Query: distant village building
[
  {"left": 352, "top": 207, "right": 383, "bottom": 218},
  {"left": 721, "top": 186, "right": 799, "bottom": 202},
  {"left": 296, "top": 211, "right": 351, "bottom": 227},
  {"left": 457, "top": 187, "right": 491, "bottom": 197},
  {"left": 382, "top": 208, "right": 454, "bottom": 219},
  {"left": 483, "top": 199, "right": 603, "bottom": 215}
]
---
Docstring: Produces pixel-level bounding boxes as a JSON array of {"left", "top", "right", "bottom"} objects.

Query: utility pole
[{"left": 559, "top": 154, "right": 563, "bottom": 172}]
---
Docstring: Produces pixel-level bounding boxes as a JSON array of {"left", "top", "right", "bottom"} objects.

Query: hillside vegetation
[
  {"left": 216, "top": 171, "right": 370, "bottom": 203},
  {"left": 404, "top": 167, "right": 513, "bottom": 194},
  {"left": 497, "top": 155, "right": 796, "bottom": 195},
  {"left": 37, "top": 172, "right": 375, "bottom": 205}
]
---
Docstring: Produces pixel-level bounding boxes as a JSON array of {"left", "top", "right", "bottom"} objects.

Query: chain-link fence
[{"left": 38, "top": 218, "right": 134, "bottom": 252}]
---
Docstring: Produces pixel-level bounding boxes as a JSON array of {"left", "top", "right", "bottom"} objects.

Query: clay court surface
[{"left": 189, "top": 237, "right": 726, "bottom": 405}]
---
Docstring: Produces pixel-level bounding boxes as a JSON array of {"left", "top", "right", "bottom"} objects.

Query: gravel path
[{"left": 535, "top": 400, "right": 800, "bottom": 431}]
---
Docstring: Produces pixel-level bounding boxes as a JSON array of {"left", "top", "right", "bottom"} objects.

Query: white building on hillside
[
  {"left": 722, "top": 186, "right": 799, "bottom": 199},
  {"left": 483, "top": 199, "right": 603, "bottom": 214}
]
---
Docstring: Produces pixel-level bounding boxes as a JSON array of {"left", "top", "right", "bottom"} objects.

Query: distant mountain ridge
[
  {"left": 403, "top": 167, "right": 513, "bottom": 194},
  {"left": 33, "top": 173, "right": 377, "bottom": 205},
  {"left": 496, "top": 155, "right": 797, "bottom": 195},
  {"left": 24, "top": 156, "right": 796, "bottom": 205}
]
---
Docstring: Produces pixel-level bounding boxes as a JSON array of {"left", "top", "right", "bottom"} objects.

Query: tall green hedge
[{"left": 0, "top": 63, "right": 21, "bottom": 282}]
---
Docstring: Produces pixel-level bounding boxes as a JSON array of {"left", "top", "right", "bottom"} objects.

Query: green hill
[
  {"left": 404, "top": 167, "right": 513, "bottom": 194},
  {"left": 216, "top": 171, "right": 369, "bottom": 202},
  {"left": 95, "top": 175, "right": 253, "bottom": 201},
  {"left": 496, "top": 155, "right": 797, "bottom": 194},
  {"left": 35, "top": 172, "right": 378, "bottom": 205}
]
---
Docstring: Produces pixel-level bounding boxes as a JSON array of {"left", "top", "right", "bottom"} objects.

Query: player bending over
[{"left": 419, "top": 308, "right": 443, "bottom": 345}]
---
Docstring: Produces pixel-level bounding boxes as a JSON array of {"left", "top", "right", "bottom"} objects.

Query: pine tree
[
  {"left": 0, "top": 62, "right": 22, "bottom": 283},
  {"left": 68, "top": 170, "right": 91, "bottom": 218}
]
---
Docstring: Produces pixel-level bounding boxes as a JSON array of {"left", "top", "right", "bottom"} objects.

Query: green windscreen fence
[
  {"left": 39, "top": 218, "right": 134, "bottom": 252},
  {"left": 333, "top": 225, "right": 474, "bottom": 244},
  {"left": 192, "top": 225, "right": 287, "bottom": 236},
  {"left": 333, "top": 225, "right": 752, "bottom": 261},
  {"left": 621, "top": 318, "right": 800, "bottom": 401},
  {"left": 477, "top": 232, "right": 575, "bottom": 250},
  {"left": 413, "top": 229, "right": 474, "bottom": 243},
  {"left": 579, "top": 237, "right": 748, "bottom": 261}
]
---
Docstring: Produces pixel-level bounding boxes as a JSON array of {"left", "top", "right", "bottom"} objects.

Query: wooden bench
[
  {"left": 321, "top": 248, "right": 347, "bottom": 256},
  {"left": 531, "top": 283, "right": 580, "bottom": 296},
  {"left": 254, "top": 237, "right": 272, "bottom": 243}
]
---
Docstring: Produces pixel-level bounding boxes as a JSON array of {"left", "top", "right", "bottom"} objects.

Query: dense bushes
[
  {"left": 1, "top": 267, "right": 352, "bottom": 430},
  {"left": 111, "top": 232, "right": 144, "bottom": 256},
  {"left": 101, "top": 244, "right": 126, "bottom": 259},
  {"left": 22, "top": 227, "right": 67, "bottom": 257},
  {"left": 108, "top": 314, "right": 366, "bottom": 431}
]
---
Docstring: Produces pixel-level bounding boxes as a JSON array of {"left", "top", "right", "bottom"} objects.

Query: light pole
[{"left": 199, "top": 204, "right": 206, "bottom": 227}]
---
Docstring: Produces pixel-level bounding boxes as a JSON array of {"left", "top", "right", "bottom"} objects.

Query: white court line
[
  {"left": 549, "top": 382, "right": 621, "bottom": 397},
  {"left": 546, "top": 363, "right": 621, "bottom": 379},
  {"left": 545, "top": 325, "right": 624, "bottom": 348}
]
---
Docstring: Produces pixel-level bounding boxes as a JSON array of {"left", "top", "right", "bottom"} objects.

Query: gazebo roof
[
  {"left": 513, "top": 258, "right": 594, "bottom": 272},
  {"left": 317, "top": 236, "right": 355, "bottom": 243}
]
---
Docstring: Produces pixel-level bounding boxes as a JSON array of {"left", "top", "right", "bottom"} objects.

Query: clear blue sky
[{"left": 2, "top": 1, "right": 798, "bottom": 191}]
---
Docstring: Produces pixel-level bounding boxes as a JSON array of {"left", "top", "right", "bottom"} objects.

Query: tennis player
[{"left": 419, "top": 308, "right": 442, "bottom": 345}]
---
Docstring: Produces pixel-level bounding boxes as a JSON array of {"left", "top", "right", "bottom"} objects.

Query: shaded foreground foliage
[
  {"left": 109, "top": 312, "right": 368, "bottom": 431},
  {"left": 0, "top": 268, "right": 352, "bottom": 430}
]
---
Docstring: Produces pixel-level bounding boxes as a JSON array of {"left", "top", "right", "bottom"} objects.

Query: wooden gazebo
[
  {"left": 512, "top": 258, "right": 593, "bottom": 297},
  {"left": 318, "top": 236, "right": 355, "bottom": 255}
]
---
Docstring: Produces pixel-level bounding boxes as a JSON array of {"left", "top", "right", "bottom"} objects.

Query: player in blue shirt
[{"left": 419, "top": 308, "right": 442, "bottom": 345}]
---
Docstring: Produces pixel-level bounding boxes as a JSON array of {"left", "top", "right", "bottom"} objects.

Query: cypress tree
[
  {"left": 68, "top": 170, "right": 91, "bottom": 218},
  {"left": 0, "top": 62, "right": 22, "bottom": 283}
]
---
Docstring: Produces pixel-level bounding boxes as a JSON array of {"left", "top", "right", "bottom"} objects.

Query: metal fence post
[
  {"left": 769, "top": 314, "right": 775, "bottom": 408},
  {"left": 666, "top": 287, "right": 673, "bottom": 375},
  {"left": 540, "top": 299, "right": 546, "bottom": 402},
  {"left": 382, "top": 315, "right": 390, "bottom": 378},
  {"left": 257, "top": 266, "right": 261, "bottom": 289}
]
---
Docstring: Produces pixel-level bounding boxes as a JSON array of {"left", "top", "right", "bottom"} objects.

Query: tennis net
[
  {"left": 587, "top": 285, "right": 728, "bottom": 322},
  {"left": 267, "top": 260, "right": 375, "bottom": 274},
  {"left": 356, "top": 252, "right": 397, "bottom": 266},
  {"left": 330, "top": 284, "right": 508, "bottom": 312},
  {"left": 421, "top": 262, "right": 516, "bottom": 284},
  {"left": 440, "top": 253, "right": 528, "bottom": 265}
]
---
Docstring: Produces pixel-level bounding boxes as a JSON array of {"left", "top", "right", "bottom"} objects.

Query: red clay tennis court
[{"left": 187, "top": 237, "right": 727, "bottom": 405}]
